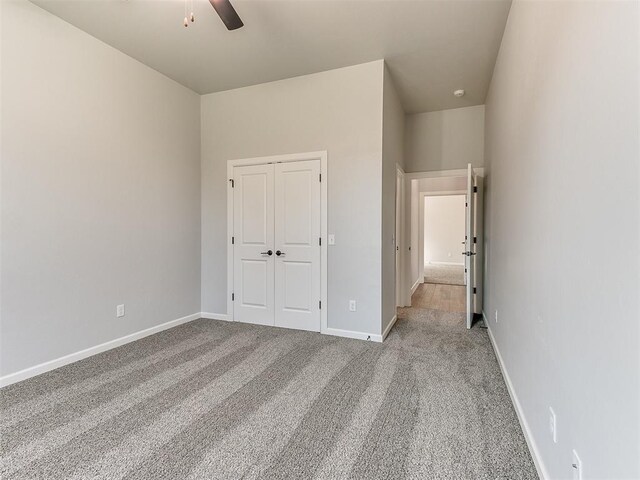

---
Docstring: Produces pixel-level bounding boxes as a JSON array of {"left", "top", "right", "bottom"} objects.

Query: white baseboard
[
  {"left": 203, "top": 313, "right": 383, "bottom": 343},
  {"left": 411, "top": 277, "right": 421, "bottom": 295},
  {"left": 426, "top": 261, "right": 465, "bottom": 266},
  {"left": 200, "top": 312, "right": 232, "bottom": 322},
  {"left": 382, "top": 315, "right": 397, "bottom": 341},
  {"left": 0, "top": 312, "right": 201, "bottom": 389},
  {"left": 484, "top": 311, "right": 548, "bottom": 480},
  {"left": 322, "top": 327, "right": 382, "bottom": 343}
]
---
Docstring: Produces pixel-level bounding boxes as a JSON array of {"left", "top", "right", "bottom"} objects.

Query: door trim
[
  {"left": 227, "top": 151, "right": 328, "bottom": 334},
  {"left": 395, "top": 165, "right": 406, "bottom": 307},
  {"left": 405, "top": 167, "right": 484, "bottom": 181}
]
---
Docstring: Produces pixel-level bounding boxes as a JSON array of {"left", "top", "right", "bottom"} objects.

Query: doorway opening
[
  {"left": 423, "top": 194, "right": 466, "bottom": 286},
  {"left": 414, "top": 193, "right": 467, "bottom": 313},
  {"left": 400, "top": 165, "right": 483, "bottom": 328}
]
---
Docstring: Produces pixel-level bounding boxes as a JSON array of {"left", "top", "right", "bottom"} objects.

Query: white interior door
[
  {"left": 465, "top": 163, "right": 476, "bottom": 329},
  {"left": 395, "top": 169, "right": 402, "bottom": 307},
  {"left": 233, "top": 164, "right": 275, "bottom": 326},
  {"left": 274, "top": 160, "right": 321, "bottom": 332}
]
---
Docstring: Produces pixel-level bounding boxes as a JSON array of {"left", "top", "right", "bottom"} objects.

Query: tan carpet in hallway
[
  {"left": 424, "top": 264, "right": 465, "bottom": 286},
  {"left": 413, "top": 282, "right": 466, "bottom": 313}
]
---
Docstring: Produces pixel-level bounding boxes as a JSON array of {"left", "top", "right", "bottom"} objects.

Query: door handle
[
  {"left": 461, "top": 252, "right": 477, "bottom": 256},
  {"left": 261, "top": 250, "right": 273, "bottom": 256},
  {"left": 275, "top": 250, "right": 285, "bottom": 257}
]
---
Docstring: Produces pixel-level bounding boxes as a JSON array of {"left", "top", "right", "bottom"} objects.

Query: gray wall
[
  {"left": 404, "top": 105, "right": 484, "bottom": 173},
  {"left": 381, "top": 66, "right": 405, "bottom": 332},
  {"left": 201, "top": 61, "right": 385, "bottom": 336},
  {"left": 0, "top": 0, "right": 202, "bottom": 376},
  {"left": 484, "top": 0, "right": 639, "bottom": 478}
]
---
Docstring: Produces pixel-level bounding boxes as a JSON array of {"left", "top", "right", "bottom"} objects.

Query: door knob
[
  {"left": 261, "top": 250, "right": 273, "bottom": 256},
  {"left": 275, "top": 250, "right": 285, "bottom": 256}
]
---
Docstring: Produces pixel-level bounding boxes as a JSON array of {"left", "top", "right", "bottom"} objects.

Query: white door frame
[
  {"left": 401, "top": 168, "right": 483, "bottom": 306},
  {"left": 227, "top": 151, "right": 328, "bottom": 333},
  {"left": 395, "top": 165, "right": 406, "bottom": 307},
  {"left": 418, "top": 190, "right": 467, "bottom": 284},
  {"left": 405, "top": 167, "right": 484, "bottom": 181}
]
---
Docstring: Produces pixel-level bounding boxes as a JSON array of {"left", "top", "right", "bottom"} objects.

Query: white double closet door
[{"left": 233, "top": 160, "right": 321, "bottom": 332}]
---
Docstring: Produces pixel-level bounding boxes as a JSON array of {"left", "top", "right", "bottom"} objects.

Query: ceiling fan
[
  {"left": 209, "top": 0, "right": 244, "bottom": 30},
  {"left": 183, "top": 0, "right": 243, "bottom": 30}
]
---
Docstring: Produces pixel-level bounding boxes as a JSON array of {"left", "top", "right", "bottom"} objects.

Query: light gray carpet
[
  {"left": 424, "top": 263, "right": 465, "bottom": 286},
  {"left": 0, "top": 309, "right": 537, "bottom": 479}
]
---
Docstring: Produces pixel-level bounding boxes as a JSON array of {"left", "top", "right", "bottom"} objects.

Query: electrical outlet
[
  {"left": 328, "top": 234, "right": 335, "bottom": 245},
  {"left": 495, "top": 310, "right": 498, "bottom": 323},
  {"left": 349, "top": 300, "right": 357, "bottom": 312},
  {"left": 549, "top": 407, "right": 557, "bottom": 443},
  {"left": 116, "top": 304, "right": 125, "bottom": 318},
  {"left": 572, "top": 450, "right": 582, "bottom": 480}
]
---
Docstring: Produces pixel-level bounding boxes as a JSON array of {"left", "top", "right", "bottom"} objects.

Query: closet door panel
[
  {"left": 274, "top": 160, "right": 321, "bottom": 332},
  {"left": 233, "top": 164, "right": 275, "bottom": 326}
]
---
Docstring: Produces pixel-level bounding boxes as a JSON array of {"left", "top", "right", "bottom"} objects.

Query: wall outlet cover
[
  {"left": 116, "top": 304, "right": 125, "bottom": 318},
  {"left": 349, "top": 300, "right": 357, "bottom": 312},
  {"left": 572, "top": 449, "right": 582, "bottom": 480},
  {"left": 549, "top": 407, "right": 557, "bottom": 443}
]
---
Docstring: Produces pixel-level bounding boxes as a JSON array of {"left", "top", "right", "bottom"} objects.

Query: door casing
[{"left": 227, "top": 151, "right": 328, "bottom": 333}]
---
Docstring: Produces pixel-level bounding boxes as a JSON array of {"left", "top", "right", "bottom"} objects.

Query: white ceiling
[{"left": 30, "top": 0, "right": 511, "bottom": 113}]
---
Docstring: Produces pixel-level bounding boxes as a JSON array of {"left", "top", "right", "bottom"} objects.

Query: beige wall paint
[
  {"left": 201, "top": 61, "right": 385, "bottom": 336},
  {"left": 404, "top": 105, "right": 485, "bottom": 173},
  {"left": 381, "top": 66, "right": 405, "bottom": 332},
  {"left": 424, "top": 195, "right": 465, "bottom": 266},
  {"left": 484, "top": 1, "right": 639, "bottom": 478},
  {"left": 0, "top": 0, "right": 202, "bottom": 376}
]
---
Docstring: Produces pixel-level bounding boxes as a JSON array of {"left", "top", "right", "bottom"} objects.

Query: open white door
[
  {"left": 465, "top": 163, "right": 476, "bottom": 329},
  {"left": 395, "top": 167, "right": 404, "bottom": 307}
]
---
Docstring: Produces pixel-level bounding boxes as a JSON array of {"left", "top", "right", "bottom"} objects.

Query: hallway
[{"left": 411, "top": 283, "right": 466, "bottom": 313}]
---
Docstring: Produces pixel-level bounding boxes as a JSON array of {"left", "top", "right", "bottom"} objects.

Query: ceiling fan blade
[{"left": 209, "top": 0, "right": 244, "bottom": 30}]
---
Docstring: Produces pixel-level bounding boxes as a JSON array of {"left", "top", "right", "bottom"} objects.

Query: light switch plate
[{"left": 328, "top": 234, "right": 335, "bottom": 245}]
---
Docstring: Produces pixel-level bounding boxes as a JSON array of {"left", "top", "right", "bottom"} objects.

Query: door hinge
[
  {"left": 473, "top": 287, "right": 477, "bottom": 294},
  {"left": 473, "top": 236, "right": 477, "bottom": 243},
  {"left": 231, "top": 236, "right": 235, "bottom": 245},
  {"left": 319, "top": 300, "right": 322, "bottom": 309},
  {"left": 473, "top": 186, "right": 477, "bottom": 193},
  {"left": 319, "top": 173, "right": 322, "bottom": 182},
  {"left": 465, "top": 202, "right": 468, "bottom": 207},
  {"left": 232, "top": 293, "right": 235, "bottom": 301},
  {"left": 229, "top": 179, "right": 234, "bottom": 188},
  {"left": 319, "top": 237, "right": 322, "bottom": 246}
]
